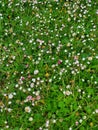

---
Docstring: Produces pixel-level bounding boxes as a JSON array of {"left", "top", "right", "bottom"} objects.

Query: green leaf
[{"left": 58, "top": 101, "right": 65, "bottom": 108}]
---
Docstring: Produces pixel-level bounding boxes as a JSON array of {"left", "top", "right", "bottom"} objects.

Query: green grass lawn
[{"left": 0, "top": 0, "right": 98, "bottom": 129}]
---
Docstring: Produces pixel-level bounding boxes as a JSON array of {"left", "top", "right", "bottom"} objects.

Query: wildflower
[
  {"left": 32, "top": 78, "right": 36, "bottom": 82},
  {"left": 63, "top": 91, "right": 72, "bottom": 96},
  {"left": 26, "top": 96, "right": 32, "bottom": 101},
  {"left": 30, "top": 83, "right": 34, "bottom": 88},
  {"left": 7, "top": 108, "right": 12, "bottom": 112},
  {"left": 6, "top": 125, "right": 9, "bottom": 129},
  {"left": 83, "top": 116, "right": 86, "bottom": 119},
  {"left": 74, "top": 56, "right": 79, "bottom": 60},
  {"left": 8, "top": 93, "right": 13, "bottom": 99},
  {"left": 25, "top": 64, "right": 29, "bottom": 68},
  {"left": 52, "top": 119, "right": 56, "bottom": 123},
  {"left": 58, "top": 60, "right": 62, "bottom": 64},
  {"left": 25, "top": 106, "right": 31, "bottom": 113},
  {"left": 46, "top": 120, "right": 49, "bottom": 127},
  {"left": 79, "top": 119, "right": 83, "bottom": 123},
  {"left": 34, "top": 70, "right": 39, "bottom": 75},
  {"left": 31, "top": 98, "right": 36, "bottom": 102},
  {"left": 36, "top": 95, "right": 41, "bottom": 100},
  {"left": 75, "top": 121, "right": 79, "bottom": 126},
  {"left": 28, "top": 74, "right": 31, "bottom": 79},
  {"left": 29, "top": 117, "right": 33, "bottom": 121},
  {"left": 21, "top": 76, "right": 25, "bottom": 80},
  {"left": 95, "top": 109, "right": 98, "bottom": 113},
  {"left": 88, "top": 56, "right": 93, "bottom": 61},
  {"left": 37, "top": 39, "right": 44, "bottom": 45},
  {"left": 66, "top": 85, "right": 70, "bottom": 89}
]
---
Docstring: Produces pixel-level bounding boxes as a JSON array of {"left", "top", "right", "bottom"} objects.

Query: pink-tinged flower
[
  {"left": 37, "top": 39, "right": 44, "bottom": 45},
  {"left": 26, "top": 96, "right": 32, "bottom": 101},
  {"left": 74, "top": 55, "right": 79, "bottom": 60},
  {"left": 75, "top": 121, "right": 79, "bottom": 126},
  {"left": 31, "top": 98, "right": 36, "bottom": 102},
  {"left": 58, "top": 60, "right": 62, "bottom": 64},
  {"left": 21, "top": 76, "right": 25, "bottom": 80},
  {"left": 28, "top": 74, "right": 31, "bottom": 79},
  {"left": 36, "top": 95, "right": 41, "bottom": 100},
  {"left": 38, "top": 46, "right": 41, "bottom": 48},
  {"left": 25, "top": 64, "right": 29, "bottom": 68}
]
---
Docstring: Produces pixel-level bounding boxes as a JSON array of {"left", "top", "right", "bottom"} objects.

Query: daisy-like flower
[
  {"left": 63, "top": 91, "right": 72, "bottom": 96},
  {"left": 58, "top": 60, "right": 62, "bottom": 64},
  {"left": 29, "top": 117, "right": 33, "bottom": 121},
  {"left": 30, "top": 83, "right": 34, "bottom": 88},
  {"left": 32, "top": 78, "right": 36, "bottom": 82},
  {"left": 26, "top": 96, "right": 32, "bottom": 101},
  {"left": 34, "top": 70, "right": 39, "bottom": 75},
  {"left": 25, "top": 106, "right": 31, "bottom": 113},
  {"left": 8, "top": 93, "right": 13, "bottom": 99}
]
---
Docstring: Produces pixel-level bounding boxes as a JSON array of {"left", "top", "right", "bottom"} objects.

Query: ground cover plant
[{"left": 0, "top": 0, "right": 98, "bottom": 129}]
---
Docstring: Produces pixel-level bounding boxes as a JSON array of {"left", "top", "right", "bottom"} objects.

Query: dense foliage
[{"left": 0, "top": 0, "right": 98, "bottom": 129}]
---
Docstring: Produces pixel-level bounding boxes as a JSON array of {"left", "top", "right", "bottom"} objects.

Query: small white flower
[
  {"left": 34, "top": 70, "right": 39, "bottom": 75},
  {"left": 63, "top": 91, "right": 72, "bottom": 96},
  {"left": 35, "top": 91, "right": 40, "bottom": 96},
  {"left": 29, "top": 117, "right": 33, "bottom": 121},
  {"left": 30, "top": 83, "right": 34, "bottom": 88},
  {"left": 96, "top": 10, "right": 98, "bottom": 14},
  {"left": 32, "top": 78, "right": 36, "bottom": 82},
  {"left": 28, "top": 88, "right": 31, "bottom": 91},
  {"left": 49, "top": 79, "right": 52, "bottom": 82},
  {"left": 8, "top": 93, "right": 13, "bottom": 99},
  {"left": 6, "top": 125, "right": 9, "bottom": 128},
  {"left": 15, "top": 84, "right": 19, "bottom": 88},
  {"left": 95, "top": 56, "right": 98, "bottom": 59},
  {"left": 25, "top": 106, "right": 31, "bottom": 113},
  {"left": 95, "top": 109, "right": 98, "bottom": 113},
  {"left": 69, "top": 127, "right": 72, "bottom": 130},
  {"left": 53, "top": 119, "right": 56, "bottom": 123},
  {"left": 93, "top": 111, "right": 95, "bottom": 114},
  {"left": 79, "top": 119, "right": 83, "bottom": 123},
  {"left": 46, "top": 120, "right": 49, "bottom": 127},
  {"left": 66, "top": 85, "right": 70, "bottom": 89},
  {"left": 78, "top": 89, "right": 81, "bottom": 92},
  {"left": 83, "top": 116, "right": 86, "bottom": 119},
  {"left": 88, "top": 57, "right": 93, "bottom": 61},
  {"left": 7, "top": 108, "right": 12, "bottom": 112},
  {"left": 4, "top": 121, "right": 7, "bottom": 124},
  {"left": 8, "top": 101, "right": 12, "bottom": 105}
]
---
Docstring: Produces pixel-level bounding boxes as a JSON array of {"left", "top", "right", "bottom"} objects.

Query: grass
[{"left": 0, "top": 0, "right": 98, "bottom": 130}]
